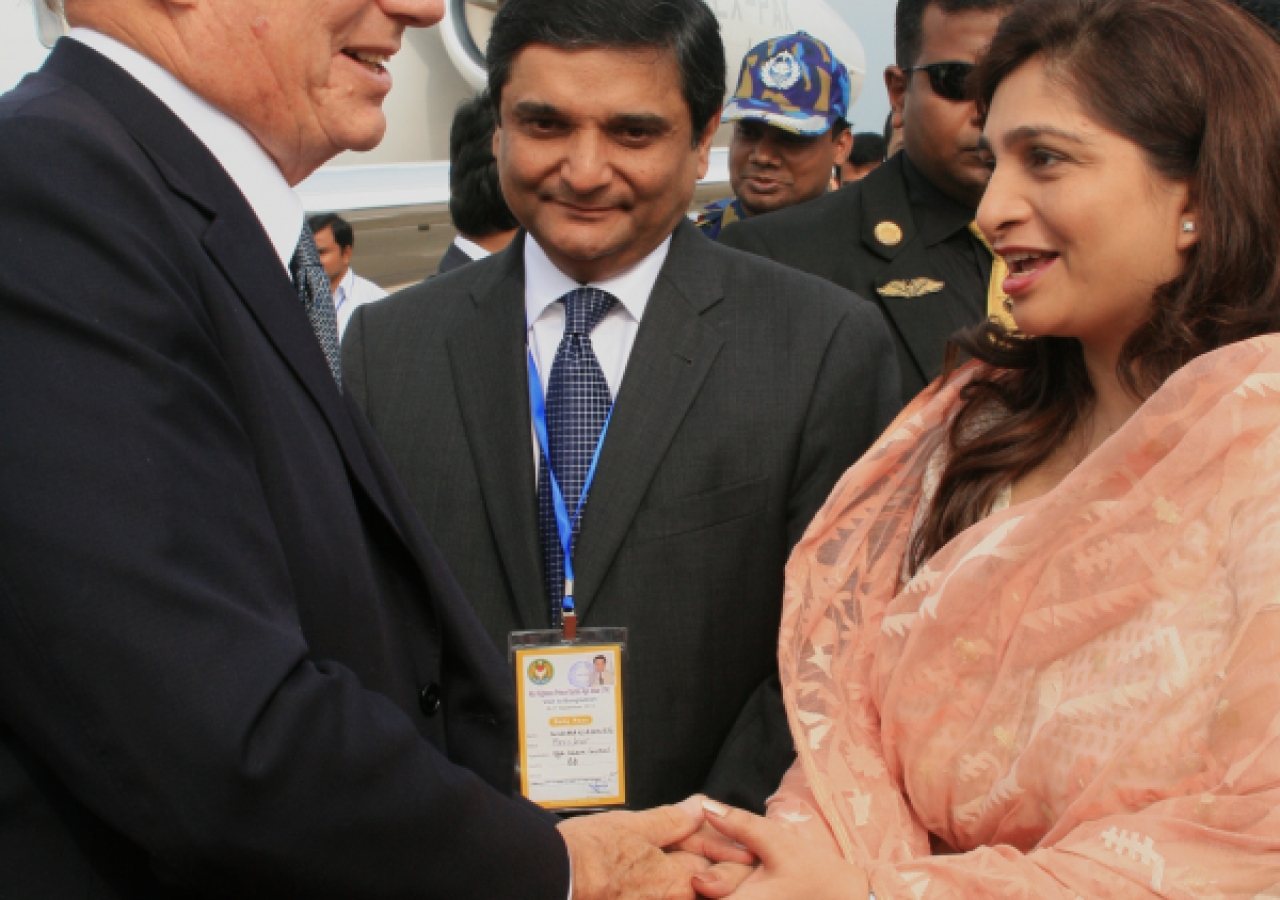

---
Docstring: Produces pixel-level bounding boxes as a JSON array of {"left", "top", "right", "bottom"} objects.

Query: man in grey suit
[{"left": 344, "top": 0, "right": 900, "bottom": 814}]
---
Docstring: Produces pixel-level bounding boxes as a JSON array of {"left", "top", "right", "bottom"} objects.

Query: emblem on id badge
[{"left": 527, "top": 659, "right": 554, "bottom": 685}]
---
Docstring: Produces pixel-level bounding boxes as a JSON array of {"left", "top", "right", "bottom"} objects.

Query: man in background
[
  {"left": 839, "top": 131, "right": 887, "bottom": 184},
  {"left": 309, "top": 212, "right": 388, "bottom": 337},
  {"left": 439, "top": 92, "right": 520, "bottom": 274},
  {"left": 696, "top": 32, "right": 856, "bottom": 240},
  {"left": 721, "top": 0, "right": 1017, "bottom": 402},
  {"left": 345, "top": 0, "right": 899, "bottom": 816}
]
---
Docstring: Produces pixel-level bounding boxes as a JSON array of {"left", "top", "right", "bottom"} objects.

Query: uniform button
[{"left": 419, "top": 682, "right": 441, "bottom": 717}]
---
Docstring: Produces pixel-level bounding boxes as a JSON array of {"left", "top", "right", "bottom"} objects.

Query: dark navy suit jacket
[{"left": 0, "top": 39, "right": 567, "bottom": 899}]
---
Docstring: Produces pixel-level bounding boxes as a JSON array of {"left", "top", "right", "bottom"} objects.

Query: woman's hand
[
  {"left": 669, "top": 805, "right": 756, "bottom": 867},
  {"left": 691, "top": 799, "right": 870, "bottom": 900}
]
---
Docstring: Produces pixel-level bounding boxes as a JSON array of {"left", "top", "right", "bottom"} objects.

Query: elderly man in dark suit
[
  {"left": 0, "top": 0, "right": 732, "bottom": 895},
  {"left": 721, "top": 0, "right": 1018, "bottom": 403},
  {"left": 344, "top": 0, "right": 901, "bottom": 816}
]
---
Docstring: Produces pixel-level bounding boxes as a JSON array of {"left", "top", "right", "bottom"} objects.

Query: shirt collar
[
  {"left": 901, "top": 152, "right": 978, "bottom": 248},
  {"left": 524, "top": 233, "right": 671, "bottom": 328},
  {"left": 335, "top": 268, "right": 355, "bottom": 305},
  {"left": 69, "top": 28, "right": 304, "bottom": 272}
]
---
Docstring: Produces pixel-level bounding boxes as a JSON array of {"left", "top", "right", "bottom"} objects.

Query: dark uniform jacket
[
  {"left": 694, "top": 196, "right": 747, "bottom": 240},
  {"left": 0, "top": 39, "right": 566, "bottom": 899},
  {"left": 720, "top": 152, "right": 993, "bottom": 402},
  {"left": 437, "top": 240, "right": 473, "bottom": 275},
  {"left": 343, "top": 223, "right": 901, "bottom": 813}
]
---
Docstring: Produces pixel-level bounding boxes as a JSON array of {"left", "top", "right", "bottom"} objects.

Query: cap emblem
[{"left": 760, "top": 51, "right": 803, "bottom": 91}]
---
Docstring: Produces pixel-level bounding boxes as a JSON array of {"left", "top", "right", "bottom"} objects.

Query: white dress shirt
[
  {"left": 68, "top": 29, "right": 303, "bottom": 272},
  {"left": 334, "top": 268, "right": 389, "bottom": 338},
  {"left": 525, "top": 233, "right": 671, "bottom": 474},
  {"left": 453, "top": 235, "right": 494, "bottom": 261}
]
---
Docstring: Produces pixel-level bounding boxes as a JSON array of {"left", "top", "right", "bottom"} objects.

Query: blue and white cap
[{"left": 721, "top": 32, "right": 852, "bottom": 136}]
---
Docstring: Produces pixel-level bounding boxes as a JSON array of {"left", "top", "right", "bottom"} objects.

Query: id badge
[{"left": 509, "top": 627, "right": 627, "bottom": 811}]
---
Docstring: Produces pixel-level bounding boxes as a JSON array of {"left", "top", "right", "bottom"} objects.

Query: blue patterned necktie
[
  {"left": 538, "top": 287, "right": 617, "bottom": 622},
  {"left": 289, "top": 224, "right": 342, "bottom": 387}
]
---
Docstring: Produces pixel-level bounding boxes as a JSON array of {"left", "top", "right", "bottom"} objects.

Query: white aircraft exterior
[
  {"left": 3, "top": 0, "right": 865, "bottom": 212},
  {"left": 3, "top": 0, "right": 864, "bottom": 283}
]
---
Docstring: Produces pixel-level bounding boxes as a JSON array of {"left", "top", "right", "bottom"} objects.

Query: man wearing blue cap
[{"left": 696, "top": 33, "right": 855, "bottom": 240}]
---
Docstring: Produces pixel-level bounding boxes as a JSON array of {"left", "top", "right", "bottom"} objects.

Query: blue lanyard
[{"left": 527, "top": 351, "right": 614, "bottom": 619}]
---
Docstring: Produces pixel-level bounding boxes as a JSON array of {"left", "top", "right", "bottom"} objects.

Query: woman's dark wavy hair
[{"left": 911, "top": 0, "right": 1280, "bottom": 570}]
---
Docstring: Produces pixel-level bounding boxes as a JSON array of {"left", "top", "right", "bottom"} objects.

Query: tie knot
[{"left": 562, "top": 288, "right": 616, "bottom": 336}]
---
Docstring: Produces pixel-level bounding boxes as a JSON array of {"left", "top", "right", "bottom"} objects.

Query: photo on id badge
[{"left": 510, "top": 629, "right": 627, "bottom": 811}]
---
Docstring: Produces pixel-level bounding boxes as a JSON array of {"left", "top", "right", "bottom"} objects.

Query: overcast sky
[{"left": 828, "top": 0, "right": 896, "bottom": 135}]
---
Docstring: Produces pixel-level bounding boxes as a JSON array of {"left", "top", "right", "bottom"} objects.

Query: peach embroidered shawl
[{"left": 770, "top": 335, "right": 1280, "bottom": 899}]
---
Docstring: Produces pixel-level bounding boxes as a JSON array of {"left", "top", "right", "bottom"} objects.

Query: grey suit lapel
[
  {"left": 571, "top": 222, "right": 725, "bottom": 621},
  {"left": 857, "top": 155, "right": 952, "bottom": 385},
  {"left": 445, "top": 235, "right": 548, "bottom": 630}
]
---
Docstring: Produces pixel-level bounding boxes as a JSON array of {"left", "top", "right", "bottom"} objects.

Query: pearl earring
[{"left": 1182, "top": 221, "right": 1196, "bottom": 233}]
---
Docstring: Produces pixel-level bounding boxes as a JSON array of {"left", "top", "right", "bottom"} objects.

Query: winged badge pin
[{"left": 878, "top": 278, "right": 946, "bottom": 299}]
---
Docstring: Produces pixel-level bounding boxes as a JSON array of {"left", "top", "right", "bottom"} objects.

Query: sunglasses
[{"left": 902, "top": 62, "right": 976, "bottom": 102}]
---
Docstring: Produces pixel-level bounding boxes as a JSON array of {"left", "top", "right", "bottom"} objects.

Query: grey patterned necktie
[{"left": 289, "top": 224, "right": 342, "bottom": 387}]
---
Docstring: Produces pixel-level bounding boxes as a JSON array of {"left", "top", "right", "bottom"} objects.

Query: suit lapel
[
  {"left": 45, "top": 40, "right": 410, "bottom": 549},
  {"left": 198, "top": 222, "right": 409, "bottom": 539},
  {"left": 445, "top": 237, "right": 548, "bottom": 630},
  {"left": 856, "top": 154, "right": 953, "bottom": 385},
  {"left": 571, "top": 222, "right": 725, "bottom": 621}
]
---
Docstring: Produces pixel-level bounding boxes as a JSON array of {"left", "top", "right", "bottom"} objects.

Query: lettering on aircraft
[{"left": 708, "top": 0, "right": 794, "bottom": 30}]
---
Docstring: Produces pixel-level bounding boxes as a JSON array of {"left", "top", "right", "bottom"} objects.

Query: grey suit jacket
[{"left": 343, "top": 220, "right": 901, "bottom": 811}]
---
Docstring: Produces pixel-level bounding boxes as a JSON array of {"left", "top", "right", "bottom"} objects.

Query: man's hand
[
  {"left": 691, "top": 799, "right": 869, "bottom": 900},
  {"left": 559, "top": 797, "right": 714, "bottom": 900}
]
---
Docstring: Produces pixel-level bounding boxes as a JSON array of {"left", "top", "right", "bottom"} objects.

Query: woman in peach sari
[{"left": 692, "top": 0, "right": 1280, "bottom": 897}]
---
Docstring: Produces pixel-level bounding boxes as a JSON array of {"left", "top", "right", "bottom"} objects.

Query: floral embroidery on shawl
[{"left": 772, "top": 336, "right": 1280, "bottom": 899}]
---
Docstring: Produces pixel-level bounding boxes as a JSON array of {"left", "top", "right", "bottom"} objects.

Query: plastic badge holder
[{"left": 510, "top": 627, "right": 629, "bottom": 813}]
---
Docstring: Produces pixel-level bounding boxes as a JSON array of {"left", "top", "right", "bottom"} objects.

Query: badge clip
[{"left": 562, "top": 580, "right": 578, "bottom": 641}]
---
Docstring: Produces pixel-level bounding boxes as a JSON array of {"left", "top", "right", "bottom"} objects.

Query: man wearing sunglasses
[{"left": 721, "top": 0, "right": 1016, "bottom": 403}]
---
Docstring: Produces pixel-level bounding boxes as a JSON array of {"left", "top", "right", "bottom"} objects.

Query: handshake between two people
[{"left": 557, "top": 795, "right": 870, "bottom": 900}]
